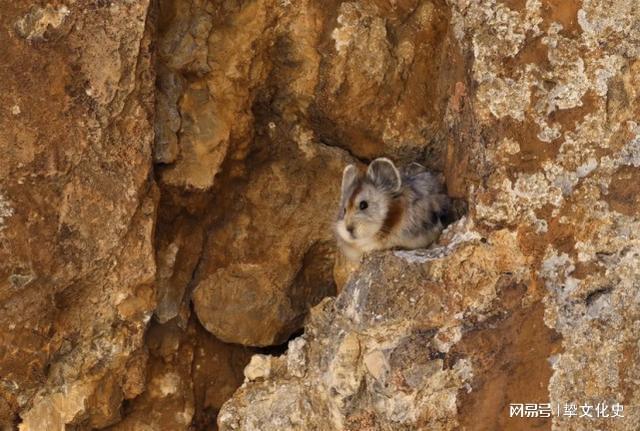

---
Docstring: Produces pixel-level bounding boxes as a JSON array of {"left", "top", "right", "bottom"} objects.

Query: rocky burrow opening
[{"left": 144, "top": 0, "right": 464, "bottom": 427}]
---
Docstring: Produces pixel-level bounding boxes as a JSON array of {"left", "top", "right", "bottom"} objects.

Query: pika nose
[{"left": 346, "top": 225, "right": 355, "bottom": 236}]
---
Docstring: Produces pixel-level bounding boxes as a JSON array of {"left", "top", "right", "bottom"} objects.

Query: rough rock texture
[
  {"left": 219, "top": 224, "right": 512, "bottom": 429},
  {"left": 219, "top": 223, "right": 561, "bottom": 430},
  {"left": 219, "top": 0, "right": 640, "bottom": 430},
  {"left": 154, "top": 0, "right": 458, "bottom": 347},
  {"left": 0, "top": 1, "right": 157, "bottom": 429},
  {"left": 2, "top": 0, "right": 639, "bottom": 430},
  {"left": 107, "top": 319, "right": 253, "bottom": 431}
]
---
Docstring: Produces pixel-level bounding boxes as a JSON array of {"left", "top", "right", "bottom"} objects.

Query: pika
[{"left": 335, "top": 158, "right": 453, "bottom": 261}]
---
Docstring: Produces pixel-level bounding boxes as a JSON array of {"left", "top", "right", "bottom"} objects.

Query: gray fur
[
  {"left": 340, "top": 165, "right": 359, "bottom": 203},
  {"left": 335, "top": 158, "right": 453, "bottom": 261},
  {"left": 366, "top": 158, "right": 401, "bottom": 193}
]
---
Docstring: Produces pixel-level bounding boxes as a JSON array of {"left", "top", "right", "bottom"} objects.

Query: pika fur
[{"left": 335, "top": 158, "right": 454, "bottom": 261}]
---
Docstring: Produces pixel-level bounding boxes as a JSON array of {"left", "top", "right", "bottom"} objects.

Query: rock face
[
  {"left": 107, "top": 319, "right": 253, "bottom": 431},
  {"left": 219, "top": 223, "right": 550, "bottom": 430},
  {"left": 219, "top": 223, "right": 559, "bottom": 430},
  {"left": 218, "top": 1, "right": 640, "bottom": 430},
  {"left": 0, "top": 1, "right": 157, "bottom": 429},
  {"left": 154, "top": 0, "right": 457, "bottom": 347},
  {"left": 1, "top": 0, "right": 639, "bottom": 430},
  {"left": 191, "top": 145, "right": 348, "bottom": 346}
]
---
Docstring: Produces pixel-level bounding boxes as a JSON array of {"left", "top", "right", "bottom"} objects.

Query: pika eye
[{"left": 359, "top": 200, "right": 368, "bottom": 210}]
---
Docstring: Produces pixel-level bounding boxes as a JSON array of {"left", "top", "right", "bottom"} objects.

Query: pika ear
[
  {"left": 367, "top": 158, "right": 401, "bottom": 193},
  {"left": 341, "top": 164, "right": 359, "bottom": 201}
]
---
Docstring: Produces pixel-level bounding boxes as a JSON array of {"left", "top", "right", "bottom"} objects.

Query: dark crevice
[
  {"left": 585, "top": 286, "right": 613, "bottom": 306},
  {"left": 258, "top": 328, "right": 305, "bottom": 357}
]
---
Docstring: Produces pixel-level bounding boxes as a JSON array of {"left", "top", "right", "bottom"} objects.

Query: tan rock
[
  {"left": 0, "top": 1, "right": 156, "bottom": 428},
  {"left": 218, "top": 1, "right": 640, "bottom": 429},
  {"left": 108, "top": 319, "right": 253, "bottom": 430},
  {"left": 3, "top": 0, "right": 640, "bottom": 429},
  {"left": 244, "top": 355, "right": 273, "bottom": 382},
  {"left": 192, "top": 145, "right": 348, "bottom": 346}
]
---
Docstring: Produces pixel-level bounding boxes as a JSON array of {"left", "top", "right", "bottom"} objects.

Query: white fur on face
[
  {"left": 335, "top": 184, "right": 389, "bottom": 246},
  {"left": 334, "top": 218, "right": 352, "bottom": 243}
]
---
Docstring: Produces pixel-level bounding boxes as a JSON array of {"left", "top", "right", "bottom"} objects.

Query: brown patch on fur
[
  {"left": 377, "top": 197, "right": 405, "bottom": 239},
  {"left": 347, "top": 182, "right": 363, "bottom": 210}
]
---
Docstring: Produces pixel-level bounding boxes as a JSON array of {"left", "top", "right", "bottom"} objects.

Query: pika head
[{"left": 335, "top": 158, "right": 401, "bottom": 251}]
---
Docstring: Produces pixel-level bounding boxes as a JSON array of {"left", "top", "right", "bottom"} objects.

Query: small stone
[{"left": 244, "top": 355, "right": 272, "bottom": 382}]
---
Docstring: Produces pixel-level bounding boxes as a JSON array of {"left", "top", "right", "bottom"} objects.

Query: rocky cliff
[{"left": 0, "top": 0, "right": 638, "bottom": 430}]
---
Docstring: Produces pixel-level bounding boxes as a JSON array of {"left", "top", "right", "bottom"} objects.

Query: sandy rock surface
[{"left": 1, "top": 0, "right": 639, "bottom": 430}]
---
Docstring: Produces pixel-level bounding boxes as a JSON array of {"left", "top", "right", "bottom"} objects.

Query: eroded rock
[
  {"left": 3, "top": 0, "right": 640, "bottom": 429},
  {"left": 219, "top": 0, "right": 640, "bottom": 429},
  {"left": 1, "top": 1, "right": 156, "bottom": 429},
  {"left": 218, "top": 222, "right": 549, "bottom": 430},
  {"left": 159, "top": 0, "right": 460, "bottom": 348},
  {"left": 108, "top": 319, "right": 253, "bottom": 431},
  {"left": 191, "top": 143, "right": 348, "bottom": 346}
]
